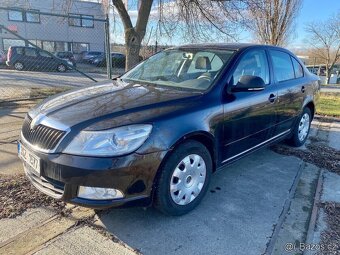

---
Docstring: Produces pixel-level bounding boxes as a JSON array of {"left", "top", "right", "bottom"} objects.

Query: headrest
[{"left": 195, "top": 56, "right": 211, "bottom": 70}]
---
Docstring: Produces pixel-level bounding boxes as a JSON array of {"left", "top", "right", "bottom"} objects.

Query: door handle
[
  {"left": 268, "top": 94, "right": 277, "bottom": 103},
  {"left": 301, "top": 86, "right": 305, "bottom": 93}
]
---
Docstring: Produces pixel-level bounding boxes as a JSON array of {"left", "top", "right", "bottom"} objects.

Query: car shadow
[{"left": 96, "top": 148, "right": 302, "bottom": 255}]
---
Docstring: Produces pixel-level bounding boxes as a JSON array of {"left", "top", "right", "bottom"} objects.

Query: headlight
[{"left": 63, "top": 124, "right": 152, "bottom": 156}]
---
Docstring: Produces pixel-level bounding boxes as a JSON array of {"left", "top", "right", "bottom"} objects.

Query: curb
[
  {"left": 303, "top": 169, "right": 324, "bottom": 255},
  {"left": 264, "top": 162, "right": 305, "bottom": 254}
]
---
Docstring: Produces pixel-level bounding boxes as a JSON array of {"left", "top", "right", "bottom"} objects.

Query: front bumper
[{"left": 20, "top": 139, "right": 167, "bottom": 209}]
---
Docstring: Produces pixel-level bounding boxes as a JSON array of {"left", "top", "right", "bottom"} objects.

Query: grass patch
[
  {"left": 316, "top": 92, "right": 340, "bottom": 117},
  {"left": 30, "top": 86, "right": 72, "bottom": 99}
]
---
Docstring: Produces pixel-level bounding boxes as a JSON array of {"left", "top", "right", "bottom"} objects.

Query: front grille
[
  {"left": 24, "top": 164, "right": 64, "bottom": 199},
  {"left": 22, "top": 115, "right": 66, "bottom": 151}
]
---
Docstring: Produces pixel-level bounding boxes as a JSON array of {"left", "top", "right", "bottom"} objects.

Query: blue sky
[
  {"left": 291, "top": 0, "right": 340, "bottom": 47},
  {"left": 111, "top": 0, "right": 340, "bottom": 47}
]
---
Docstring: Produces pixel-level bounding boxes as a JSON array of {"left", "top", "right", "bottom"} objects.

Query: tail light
[{"left": 7, "top": 47, "right": 12, "bottom": 60}]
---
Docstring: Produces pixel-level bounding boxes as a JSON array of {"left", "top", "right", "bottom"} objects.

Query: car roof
[
  {"left": 11, "top": 46, "right": 32, "bottom": 49},
  {"left": 172, "top": 43, "right": 289, "bottom": 52}
]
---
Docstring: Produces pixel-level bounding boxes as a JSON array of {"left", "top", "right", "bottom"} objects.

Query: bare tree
[
  {"left": 305, "top": 12, "right": 340, "bottom": 84},
  {"left": 246, "top": 0, "right": 302, "bottom": 46},
  {"left": 111, "top": 0, "right": 243, "bottom": 70}
]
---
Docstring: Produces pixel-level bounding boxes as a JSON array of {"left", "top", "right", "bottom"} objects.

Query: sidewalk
[{"left": 304, "top": 120, "right": 340, "bottom": 255}]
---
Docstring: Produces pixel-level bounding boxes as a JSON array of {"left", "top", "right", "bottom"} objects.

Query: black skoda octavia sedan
[{"left": 18, "top": 44, "right": 319, "bottom": 215}]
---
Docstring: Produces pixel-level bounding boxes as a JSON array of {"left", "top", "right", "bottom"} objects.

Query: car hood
[{"left": 28, "top": 80, "right": 202, "bottom": 130}]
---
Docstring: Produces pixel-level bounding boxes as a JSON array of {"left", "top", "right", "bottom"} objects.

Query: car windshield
[{"left": 121, "top": 49, "right": 235, "bottom": 91}]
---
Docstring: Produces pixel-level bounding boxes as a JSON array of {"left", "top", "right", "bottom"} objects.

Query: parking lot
[{"left": 0, "top": 68, "right": 110, "bottom": 101}]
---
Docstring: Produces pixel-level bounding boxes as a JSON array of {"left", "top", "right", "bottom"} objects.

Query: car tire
[
  {"left": 154, "top": 140, "right": 212, "bottom": 216},
  {"left": 57, "top": 64, "right": 66, "bottom": 72},
  {"left": 288, "top": 107, "right": 312, "bottom": 147},
  {"left": 14, "top": 62, "right": 24, "bottom": 71}
]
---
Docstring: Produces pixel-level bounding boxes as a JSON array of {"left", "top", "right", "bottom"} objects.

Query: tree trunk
[
  {"left": 325, "top": 68, "right": 330, "bottom": 85},
  {"left": 125, "top": 29, "right": 142, "bottom": 71}
]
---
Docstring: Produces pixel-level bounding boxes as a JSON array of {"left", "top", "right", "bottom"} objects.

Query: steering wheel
[{"left": 197, "top": 73, "right": 212, "bottom": 82}]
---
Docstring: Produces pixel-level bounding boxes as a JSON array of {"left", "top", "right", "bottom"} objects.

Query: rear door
[
  {"left": 23, "top": 48, "right": 38, "bottom": 70},
  {"left": 221, "top": 48, "right": 278, "bottom": 162},
  {"left": 268, "top": 50, "right": 305, "bottom": 135}
]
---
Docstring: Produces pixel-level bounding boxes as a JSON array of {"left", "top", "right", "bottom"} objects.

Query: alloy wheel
[
  {"left": 14, "top": 62, "right": 24, "bottom": 70},
  {"left": 57, "top": 64, "right": 66, "bottom": 72}
]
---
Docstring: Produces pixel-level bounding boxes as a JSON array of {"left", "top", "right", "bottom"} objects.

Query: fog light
[{"left": 78, "top": 186, "right": 124, "bottom": 200}]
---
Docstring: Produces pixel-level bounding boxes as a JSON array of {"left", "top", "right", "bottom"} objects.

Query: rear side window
[
  {"left": 269, "top": 50, "right": 295, "bottom": 82},
  {"left": 16, "top": 48, "right": 24, "bottom": 55},
  {"left": 25, "top": 48, "right": 37, "bottom": 57},
  {"left": 291, "top": 57, "right": 304, "bottom": 78},
  {"left": 39, "top": 51, "right": 52, "bottom": 58}
]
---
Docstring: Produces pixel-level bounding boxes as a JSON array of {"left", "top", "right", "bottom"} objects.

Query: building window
[
  {"left": 71, "top": 42, "right": 89, "bottom": 53},
  {"left": 3, "top": 39, "right": 25, "bottom": 51},
  {"left": 8, "top": 9, "right": 24, "bottom": 22},
  {"left": 69, "top": 14, "right": 94, "bottom": 28},
  {"left": 26, "top": 9, "right": 40, "bottom": 23},
  {"left": 55, "top": 41, "right": 68, "bottom": 52},
  {"left": 82, "top": 15, "right": 94, "bottom": 28},
  {"left": 8, "top": 9, "right": 40, "bottom": 23},
  {"left": 29, "top": 40, "right": 42, "bottom": 48},
  {"left": 42, "top": 41, "right": 55, "bottom": 52},
  {"left": 69, "top": 14, "right": 81, "bottom": 27}
]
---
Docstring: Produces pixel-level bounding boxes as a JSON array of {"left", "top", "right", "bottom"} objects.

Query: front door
[{"left": 221, "top": 49, "right": 277, "bottom": 163}]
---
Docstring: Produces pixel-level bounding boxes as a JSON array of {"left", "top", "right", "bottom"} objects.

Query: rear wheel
[
  {"left": 57, "top": 64, "right": 66, "bottom": 72},
  {"left": 154, "top": 140, "right": 212, "bottom": 216},
  {"left": 14, "top": 62, "right": 24, "bottom": 71},
  {"left": 288, "top": 107, "right": 312, "bottom": 147}
]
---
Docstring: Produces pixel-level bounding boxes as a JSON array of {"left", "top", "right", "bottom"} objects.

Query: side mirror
[{"left": 232, "top": 75, "right": 265, "bottom": 92}]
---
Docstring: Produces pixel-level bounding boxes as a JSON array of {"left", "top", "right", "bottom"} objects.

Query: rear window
[{"left": 269, "top": 50, "right": 295, "bottom": 82}]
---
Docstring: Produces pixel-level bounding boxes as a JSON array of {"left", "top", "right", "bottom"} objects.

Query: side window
[
  {"left": 39, "top": 51, "right": 52, "bottom": 58},
  {"left": 291, "top": 57, "right": 304, "bottom": 78},
  {"left": 232, "top": 50, "right": 269, "bottom": 85},
  {"left": 25, "top": 48, "right": 37, "bottom": 57},
  {"left": 270, "top": 50, "right": 295, "bottom": 82},
  {"left": 16, "top": 48, "right": 24, "bottom": 55}
]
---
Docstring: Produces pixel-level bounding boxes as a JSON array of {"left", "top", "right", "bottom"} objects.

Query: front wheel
[
  {"left": 288, "top": 107, "right": 312, "bottom": 147},
  {"left": 154, "top": 140, "right": 212, "bottom": 216},
  {"left": 57, "top": 64, "right": 66, "bottom": 72}
]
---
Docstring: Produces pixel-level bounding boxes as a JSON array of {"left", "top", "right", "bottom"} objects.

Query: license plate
[{"left": 18, "top": 142, "right": 40, "bottom": 174}]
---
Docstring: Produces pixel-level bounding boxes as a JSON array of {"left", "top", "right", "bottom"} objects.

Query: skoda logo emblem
[{"left": 30, "top": 114, "right": 45, "bottom": 129}]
